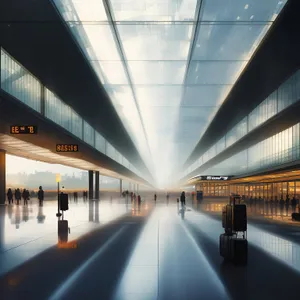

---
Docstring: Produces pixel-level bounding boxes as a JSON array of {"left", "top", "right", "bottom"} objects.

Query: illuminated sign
[
  {"left": 10, "top": 125, "right": 38, "bottom": 134},
  {"left": 190, "top": 175, "right": 231, "bottom": 181},
  {"left": 56, "top": 144, "right": 78, "bottom": 152}
]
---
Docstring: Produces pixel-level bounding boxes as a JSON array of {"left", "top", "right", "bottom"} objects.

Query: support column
[
  {"left": 0, "top": 150, "right": 6, "bottom": 205},
  {"left": 88, "top": 170, "right": 94, "bottom": 200},
  {"left": 120, "top": 179, "right": 123, "bottom": 197},
  {"left": 95, "top": 171, "right": 100, "bottom": 200}
]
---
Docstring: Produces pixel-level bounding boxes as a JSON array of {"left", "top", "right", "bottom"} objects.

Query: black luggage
[
  {"left": 233, "top": 204, "right": 247, "bottom": 231},
  {"left": 58, "top": 220, "right": 69, "bottom": 243},
  {"left": 231, "top": 237, "right": 248, "bottom": 264},
  {"left": 59, "top": 193, "right": 69, "bottom": 211},
  {"left": 222, "top": 205, "right": 233, "bottom": 233},
  {"left": 219, "top": 234, "right": 248, "bottom": 264},
  {"left": 292, "top": 213, "right": 300, "bottom": 221}
]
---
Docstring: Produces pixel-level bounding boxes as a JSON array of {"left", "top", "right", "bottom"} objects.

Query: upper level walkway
[{"left": 0, "top": 195, "right": 300, "bottom": 299}]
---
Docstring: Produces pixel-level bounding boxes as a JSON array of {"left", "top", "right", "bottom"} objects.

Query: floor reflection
[
  {"left": 188, "top": 202, "right": 300, "bottom": 275},
  {"left": 196, "top": 198, "right": 300, "bottom": 226}
]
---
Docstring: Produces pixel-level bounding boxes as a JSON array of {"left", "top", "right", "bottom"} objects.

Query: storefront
[{"left": 192, "top": 172, "right": 300, "bottom": 199}]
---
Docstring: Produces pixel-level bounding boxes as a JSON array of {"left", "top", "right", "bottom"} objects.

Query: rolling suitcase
[
  {"left": 220, "top": 234, "right": 248, "bottom": 264},
  {"left": 231, "top": 237, "right": 248, "bottom": 264},
  {"left": 219, "top": 233, "right": 231, "bottom": 260},
  {"left": 58, "top": 220, "right": 69, "bottom": 243},
  {"left": 233, "top": 204, "right": 247, "bottom": 232},
  {"left": 222, "top": 205, "right": 233, "bottom": 233}
]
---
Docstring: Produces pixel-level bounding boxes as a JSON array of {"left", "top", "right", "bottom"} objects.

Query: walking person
[
  {"left": 180, "top": 191, "right": 186, "bottom": 207},
  {"left": 7, "top": 188, "right": 13, "bottom": 205},
  {"left": 15, "top": 188, "right": 21, "bottom": 205},
  {"left": 22, "top": 189, "right": 28, "bottom": 205},
  {"left": 38, "top": 186, "right": 44, "bottom": 207}
]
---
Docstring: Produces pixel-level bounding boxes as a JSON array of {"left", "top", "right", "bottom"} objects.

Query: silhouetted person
[
  {"left": 274, "top": 196, "right": 278, "bottom": 216},
  {"left": 7, "top": 188, "right": 13, "bottom": 205},
  {"left": 249, "top": 196, "right": 253, "bottom": 210},
  {"left": 285, "top": 194, "right": 290, "bottom": 216},
  {"left": 26, "top": 189, "right": 30, "bottom": 203},
  {"left": 154, "top": 193, "right": 157, "bottom": 202},
  {"left": 166, "top": 193, "right": 169, "bottom": 205},
  {"left": 138, "top": 194, "right": 141, "bottom": 206},
  {"left": 15, "top": 188, "right": 21, "bottom": 205},
  {"left": 22, "top": 189, "right": 28, "bottom": 206},
  {"left": 265, "top": 199, "right": 269, "bottom": 215},
  {"left": 279, "top": 196, "right": 285, "bottom": 216},
  {"left": 38, "top": 186, "right": 44, "bottom": 207},
  {"left": 180, "top": 191, "right": 186, "bottom": 207},
  {"left": 291, "top": 196, "right": 297, "bottom": 214},
  {"left": 270, "top": 197, "right": 274, "bottom": 215}
]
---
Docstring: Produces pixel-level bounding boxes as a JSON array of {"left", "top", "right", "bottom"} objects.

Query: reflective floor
[{"left": 0, "top": 196, "right": 300, "bottom": 299}]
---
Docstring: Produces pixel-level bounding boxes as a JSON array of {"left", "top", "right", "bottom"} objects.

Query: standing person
[
  {"left": 166, "top": 193, "right": 169, "bottom": 205},
  {"left": 274, "top": 196, "right": 279, "bottom": 216},
  {"left": 180, "top": 191, "right": 186, "bottom": 207},
  {"left": 15, "top": 188, "right": 21, "bottom": 205},
  {"left": 7, "top": 188, "right": 13, "bottom": 205},
  {"left": 270, "top": 197, "right": 274, "bottom": 216},
  {"left": 25, "top": 189, "right": 30, "bottom": 204},
  {"left": 137, "top": 194, "right": 141, "bottom": 206},
  {"left": 154, "top": 193, "right": 157, "bottom": 202},
  {"left": 38, "top": 186, "right": 44, "bottom": 207},
  {"left": 291, "top": 196, "right": 297, "bottom": 214},
  {"left": 279, "top": 195, "right": 285, "bottom": 217},
  {"left": 22, "top": 189, "right": 28, "bottom": 206},
  {"left": 285, "top": 194, "right": 290, "bottom": 216}
]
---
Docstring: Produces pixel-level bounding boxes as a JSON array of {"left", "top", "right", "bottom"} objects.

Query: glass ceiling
[{"left": 52, "top": 0, "right": 288, "bottom": 187}]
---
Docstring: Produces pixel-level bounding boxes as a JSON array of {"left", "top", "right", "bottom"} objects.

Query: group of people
[
  {"left": 122, "top": 190, "right": 142, "bottom": 204},
  {"left": 242, "top": 194, "right": 299, "bottom": 216},
  {"left": 6, "top": 186, "right": 44, "bottom": 206}
]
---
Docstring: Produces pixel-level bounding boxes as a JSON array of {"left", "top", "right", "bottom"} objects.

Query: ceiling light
[
  {"left": 237, "top": 16, "right": 240, "bottom": 20},
  {"left": 244, "top": 4, "right": 249, "bottom": 9},
  {"left": 250, "top": 15, "right": 254, "bottom": 20}
]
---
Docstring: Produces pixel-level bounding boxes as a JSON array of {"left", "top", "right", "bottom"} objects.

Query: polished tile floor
[{"left": 0, "top": 196, "right": 300, "bottom": 299}]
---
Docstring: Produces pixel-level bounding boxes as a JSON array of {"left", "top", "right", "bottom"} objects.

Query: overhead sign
[
  {"left": 10, "top": 125, "right": 38, "bottom": 134},
  {"left": 189, "top": 175, "right": 231, "bottom": 181},
  {"left": 56, "top": 144, "right": 78, "bottom": 152}
]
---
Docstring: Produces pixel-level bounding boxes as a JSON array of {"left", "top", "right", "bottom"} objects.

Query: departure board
[
  {"left": 10, "top": 125, "right": 38, "bottom": 134},
  {"left": 56, "top": 144, "right": 79, "bottom": 152}
]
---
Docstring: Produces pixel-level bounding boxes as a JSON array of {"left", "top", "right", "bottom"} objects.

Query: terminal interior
[{"left": 1, "top": 0, "right": 300, "bottom": 299}]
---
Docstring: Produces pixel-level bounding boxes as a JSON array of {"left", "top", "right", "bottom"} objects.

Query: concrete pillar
[
  {"left": 95, "top": 171, "right": 99, "bottom": 200},
  {"left": 0, "top": 150, "right": 6, "bottom": 205},
  {"left": 88, "top": 170, "right": 94, "bottom": 200},
  {"left": 120, "top": 179, "right": 123, "bottom": 196}
]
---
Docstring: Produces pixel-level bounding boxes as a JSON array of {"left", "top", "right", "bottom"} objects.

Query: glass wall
[
  {"left": 199, "top": 123, "right": 300, "bottom": 178},
  {"left": 95, "top": 131, "right": 106, "bottom": 154},
  {"left": 248, "top": 91, "right": 277, "bottom": 132},
  {"left": 83, "top": 121, "right": 95, "bottom": 147},
  {"left": 185, "top": 68, "right": 300, "bottom": 178},
  {"left": 226, "top": 116, "right": 248, "bottom": 148},
  {"left": 0, "top": 47, "right": 148, "bottom": 183},
  {"left": 1, "top": 49, "right": 41, "bottom": 112}
]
